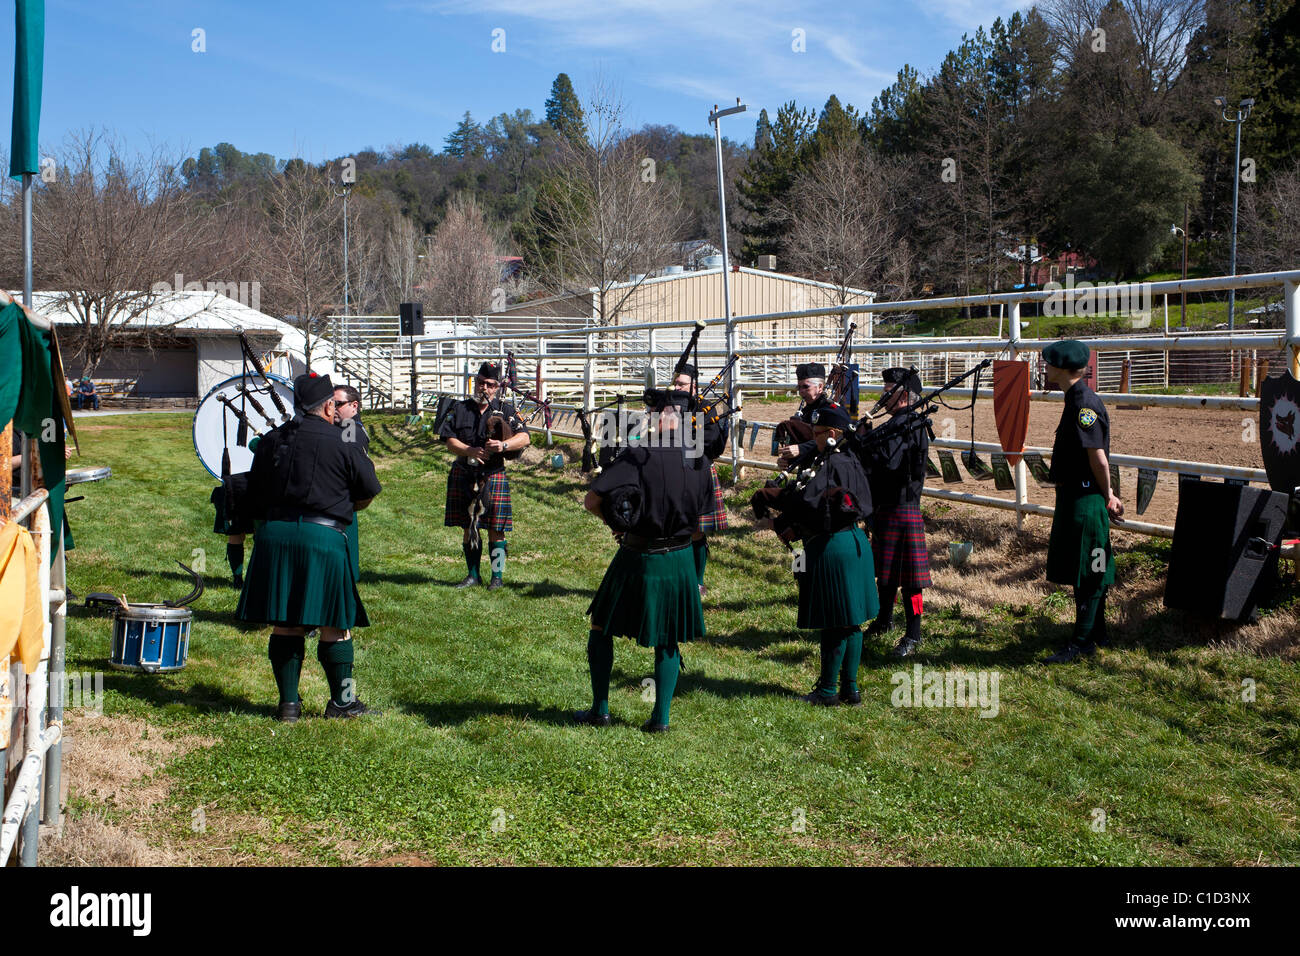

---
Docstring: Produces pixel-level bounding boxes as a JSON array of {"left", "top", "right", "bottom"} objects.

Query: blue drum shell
[{"left": 109, "top": 604, "right": 192, "bottom": 673}]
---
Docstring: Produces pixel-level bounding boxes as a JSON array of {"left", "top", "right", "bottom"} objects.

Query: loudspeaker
[
  {"left": 1164, "top": 481, "right": 1288, "bottom": 621},
  {"left": 399, "top": 301, "right": 423, "bottom": 337}
]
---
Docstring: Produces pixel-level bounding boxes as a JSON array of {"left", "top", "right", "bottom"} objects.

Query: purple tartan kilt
[
  {"left": 444, "top": 464, "right": 513, "bottom": 533},
  {"left": 697, "top": 463, "right": 729, "bottom": 533},
  {"left": 871, "top": 505, "right": 932, "bottom": 591}
]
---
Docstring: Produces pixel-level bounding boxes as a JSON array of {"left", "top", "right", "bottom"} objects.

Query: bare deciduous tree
[
  {"left": 254, "top": 160, "right": 342, "bottom": 370},
  {"left": 783, "top": 141, "right": 898, "bottom": 305},
  {"left": 529, "top": 80, "right": 683, "bottom": 325},
  {"left": 421, "top": 193, "right": 500, "bottom": 318},
  {"left": 24, "top": 130, "right": 237, "bottom": 374},
  {"left": 1239, "top": 159, "right": 1300, "bottom": 275}
]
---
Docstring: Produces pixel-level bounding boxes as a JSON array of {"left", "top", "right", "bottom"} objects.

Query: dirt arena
[{"left": 737, "top": 395, "right": 1270, "bottom": 533}]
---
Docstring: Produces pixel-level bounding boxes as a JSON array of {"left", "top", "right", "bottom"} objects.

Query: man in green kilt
[
  {"left": 333, "top": 384, "right": 369, "bottom": 583},
  {"left": 862, "top": 368, "right": 933, "bottom": 657},
  {"left": 756, "top": 405, "right": 879, "bottom": 705},
  {"left": 439, "top": 362, "right": 531, "bottom": 590},
  {"left": 672, "top": 363, "right": 729, "bottom": 597},
  {"left": 576, "top": 389, "right": 712, "bottom": 733},
  {"left": 1041, "top": 340, "right": 1123, "bottom": 663},
  {"left": 237, "top": 372, "right": 383, "bottom": 721}
]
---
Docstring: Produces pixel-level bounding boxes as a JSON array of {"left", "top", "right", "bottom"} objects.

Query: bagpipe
[
  {"left": 773, "top": 322, "right": 857, "bottom": 454},
  {"left": 501, "top": 350, "right": 555, "bottom": 445}
]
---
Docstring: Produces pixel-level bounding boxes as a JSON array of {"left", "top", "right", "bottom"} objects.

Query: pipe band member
[
  {"left": 210, "top": 469, "right": 256, "bottom": 589},
  {"left": 334, "top": 384, "right": 369, "bottom": 583},
  {"left": 777, "top": 362, "right": 840, "bottom": 469},
  {"left": 863, "top": 367, "right": 933, "bottom": 657},
  {"left": 673, "top": 362, "right": 729, "bottom": 598},
  {"left": 1041, "top": 340, "right": 1122, "bottom": 664},
  {"left": 577, "top": 389, "right": 712, "bottom": 733},
  {"left": 237, "top": 372, "right": 383, "bottom": 722},
  {"left": 439, "top": 362, "right": 531, "bottom": 590},
  {"left": 758, "top": 404, "right": 879, "bottom": 706}
]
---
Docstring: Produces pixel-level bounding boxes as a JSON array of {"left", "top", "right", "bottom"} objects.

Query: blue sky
[{"left": 5, "top": 0, "right": 1028, "bottom": 165}]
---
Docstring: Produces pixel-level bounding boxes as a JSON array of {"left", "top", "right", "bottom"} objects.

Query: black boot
[{"left": 1043, "top": 641, "right": 1096, "bottom": 664}]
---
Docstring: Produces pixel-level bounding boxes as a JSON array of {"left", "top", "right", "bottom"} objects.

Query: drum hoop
[
  {"left": 115, "top": 605, "right": 194, "bottom": 622},
  {"left": 65, "top": 465, "right": 112, "bottom": 485}
]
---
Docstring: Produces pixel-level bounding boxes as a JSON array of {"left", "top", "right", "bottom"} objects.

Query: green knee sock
[
  {"left": 839, "top": 628, "right": 863, "bottom": 695},
  {"left": 490, "top": 540, "right": 507, "bottom": 581},
  {"left": 587, "top": 629, "right": 612, "bottom": 717},
  {"left": 317, "top": 639, "right": 355, "bottom": 706},
  {"left": 817, "top": 629, "right": 848, "bottom": 697},
  {"left": 1073, "top": 585, "right": 1105, "bottom": 644},
  {"left": 692, "top": 538, "right": 708, "bottom": 586},
  {"left": 650, "top": 646, "right": 681, "bottom": 726},
  {"left": 463, "top": 541, "right": 481, "bottom": 579},
  {"left": 226, "top": 542, "right": 245, "bottom": 579},
  {"left": 267, "top": 634, "right": 305, "bottom": 705}
]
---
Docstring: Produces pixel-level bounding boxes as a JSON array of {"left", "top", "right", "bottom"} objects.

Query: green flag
[{"left": 9, "top": 0, "right": 45, "bottom": 179}]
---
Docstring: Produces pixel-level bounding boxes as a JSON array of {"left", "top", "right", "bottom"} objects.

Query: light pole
[
  {"left": 330, "top": 166, "right": 356, "bottom": 331},
  {"left": 710, "top": 98, "right": 745, "bottom": 480},
  {"left": 1214, "top": 95, "right": 1254, "bottom": 331},
  {"left": 1171, "top": 204, "right": 1188, "bottom": 328}
]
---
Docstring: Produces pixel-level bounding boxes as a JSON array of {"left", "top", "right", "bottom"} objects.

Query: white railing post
[
  {"left": 1287, "top": 279, "right": 1300, "bottom": 378},
  {"left": 1008, "top": 300, "right": 1028, "bottom": 532},
  {"left": 584, "top": 327, "right": 595, "bottom": 412}
]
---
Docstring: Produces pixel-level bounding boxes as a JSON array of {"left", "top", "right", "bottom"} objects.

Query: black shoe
[
  {"left": 232, "top": 574, "right": 243, "bottom": 589},
  {"left": 487, "top": 577, "right": 504, "bottom": 591},
  {"left": 838, "top": 689, "right": 862, "bottom": 706},
  {"left": 454, "top": 575, "right": 481, "bottom": 589},
  {"left": 798, "top": 691, "right": 840, "bottom": 707},
  {"left": 641, "top": 719, "right": 670, "bottom": 734},
  {"left": 274, "top": 701, "right": 301, "bottom": 723},
  {"left": 864, "top": 618, "right": 894, "bottom": 638},
  {"left": 324, "top": 698, "right": 380, "bottom": 718},
  {"left": 573, "top": 709, "right": 612, "bottom": 727},
  {"left": 1043, "top": 641, "right": 1096, "bottom": 665},
  {"left": 890, "top": 636, "right": 921, "bottom": 658}
]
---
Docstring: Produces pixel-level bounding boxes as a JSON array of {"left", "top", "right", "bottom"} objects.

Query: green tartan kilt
[
  {"left": 1046, "top": 491, "right": 1117, "bottom": 590},
  {"left": 345, "top": 513, "right": 360, "bottom": 583},
  {"left": 587, "top": 544, "right": 704, "bottom": 648},
  {"left": 797, "top": 524, "right": 880, "bottom": 629},
  {"left": 237, "top": 519, "right": 369, "bottom": 630}
]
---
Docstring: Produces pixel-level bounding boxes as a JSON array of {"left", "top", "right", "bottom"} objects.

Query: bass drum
[{"left": 193, "top": 373, "right": 296, "bottom": 480}]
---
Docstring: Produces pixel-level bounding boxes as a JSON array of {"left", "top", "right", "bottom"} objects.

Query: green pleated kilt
[
  {"left": 797, "top": 525, "right": 880, "bottom": 630},
  {"left": 237, "top": 519, "right": 369, "bottom": 629},
  {"left": 1046, "top": 491, "right": 1117, "bottom": 590},
  {"left": 587, "top": 544, "right": 704, "bottom": 648},
  {"left": 345, "top": 513, "right": 360, "bottom": 583}
]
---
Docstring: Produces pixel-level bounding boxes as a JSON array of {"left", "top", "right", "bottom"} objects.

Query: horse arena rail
[{"left": 337, "top": 271, "right": 1300, "bottom": 545}]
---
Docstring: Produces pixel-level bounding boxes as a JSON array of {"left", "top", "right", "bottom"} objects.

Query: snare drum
[
  {"left": 109, "top": 604, "right": 192, "bottom": 673},
  {"left": 66, "top": 465, "right": 112, "bottom": 486}
]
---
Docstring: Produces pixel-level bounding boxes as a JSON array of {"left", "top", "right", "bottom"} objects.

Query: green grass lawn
[{"left": 57, "top": 412, "right": 1300, "bottom": 865}]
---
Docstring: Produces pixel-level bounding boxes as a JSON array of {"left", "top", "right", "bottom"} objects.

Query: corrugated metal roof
[{"left": 14, "top": 289, "right": 293, "bottom": 335}]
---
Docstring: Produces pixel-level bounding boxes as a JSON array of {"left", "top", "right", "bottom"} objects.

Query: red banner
[{"left": 993, "top": 359, "right": 1030, "bottom": 467}]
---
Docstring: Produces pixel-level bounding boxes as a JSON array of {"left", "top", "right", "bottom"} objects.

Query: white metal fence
[{"left": 325, "top": 271, "right": 1300, "bottom": 542}]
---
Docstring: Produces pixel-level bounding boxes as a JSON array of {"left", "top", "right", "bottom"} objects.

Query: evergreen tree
[
  {"left": 805, "top": 95, "right": 861, "bottom": 163},
  {"left": 753, "top": 108, "right": 772, "bottom": 150},
  {"left": 736, "top": 101, "right": 815, "bottom": 262},
  {"left": 544, "top": 73, "right": 588, "bottom": 145},
  {"left": 444, "top": 111, "right": 483, "bottom": 158}
]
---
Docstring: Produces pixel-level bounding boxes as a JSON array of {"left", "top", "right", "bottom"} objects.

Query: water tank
[
  {"left": 700, "top": 255, "right": 724, "bottom": 269},
  {"left": 663, "top": 265, "right": 684, "bottom": 275}
]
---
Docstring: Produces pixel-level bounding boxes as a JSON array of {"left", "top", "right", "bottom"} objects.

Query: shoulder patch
[{"left": 1078, "top": 408, "right": 1098, "bottom": 429}]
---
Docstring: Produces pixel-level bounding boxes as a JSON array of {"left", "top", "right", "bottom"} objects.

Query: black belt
[
  {"left": 270, "top": 513, "right": 349, "bottom": 531},
  {"left": 620, "top": 533, "right": 692, "bottom": 554}
]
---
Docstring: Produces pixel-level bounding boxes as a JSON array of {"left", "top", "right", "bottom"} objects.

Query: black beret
[
  {"left": 1042, "top": 340, "right": 1090, "bottom": 371},
  {"left": 883, "top": 367, "right": 922, "bottom": 394},
  {"left": 477, "top": 362, "right": 502, "bottom": 380},
  {"left": 293, "top": 372, "right": 334, "bottom": 408},
  {"left": 795, "top": 362, "right": 826, "bottom": 380},
  {"left": 810, "top": 404, "right": 853, "bottom": 431}
]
